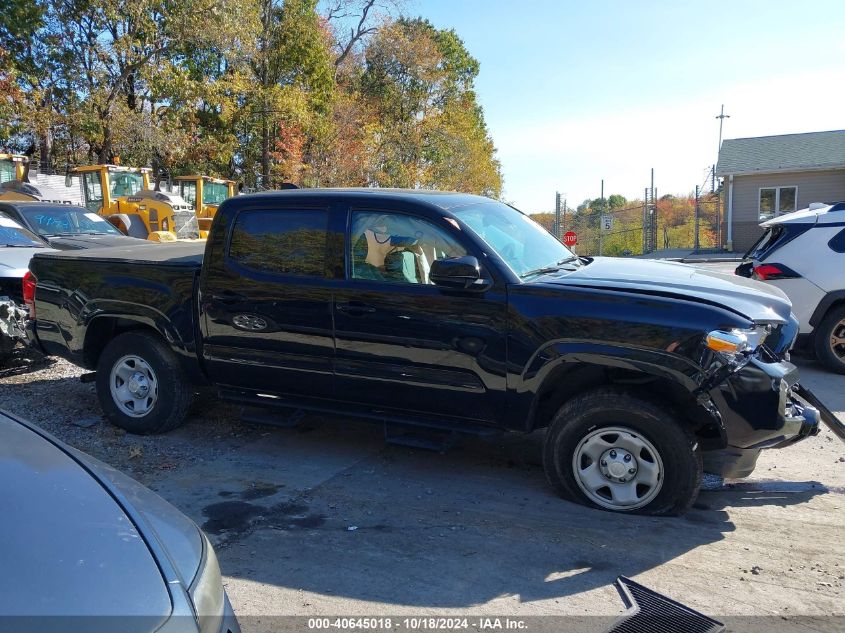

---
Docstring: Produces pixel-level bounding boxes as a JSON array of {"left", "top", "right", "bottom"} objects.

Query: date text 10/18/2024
[{"left": 308, "top": 618, "right": 528, "bottom": 631}]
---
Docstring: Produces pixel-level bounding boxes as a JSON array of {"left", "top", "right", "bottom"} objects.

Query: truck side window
[
  {"left": 350, "top": 211, "right": 466, "bottom": 284},
  {"left": 229, "top": 209, "right": 328, "bottom": 277}
]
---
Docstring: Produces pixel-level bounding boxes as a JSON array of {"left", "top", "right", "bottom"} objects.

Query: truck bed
[
  {"left": 30, "top": 241, "right": 205, "bottom": 371},
  {"left": 32, "top": 241, "right": 205, "bottom": 267}
]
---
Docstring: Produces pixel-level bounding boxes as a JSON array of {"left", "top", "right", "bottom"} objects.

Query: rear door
[{"left": 201, "top": 204, "right": 336, "bottom": 398}]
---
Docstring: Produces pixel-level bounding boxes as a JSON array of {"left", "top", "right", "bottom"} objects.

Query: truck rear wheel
[
  {"left": 96, "top": 330, "right": 192, "bottom": 434},
  {"left": 542, "top": 387, "right": 701, "bottom": 516},
  {"left": 814, "top": 305, "right": 845, "bottom": 374}
]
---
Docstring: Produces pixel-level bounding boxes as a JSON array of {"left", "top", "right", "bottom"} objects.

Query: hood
[
  {"left": 47, "top": 234, "right": 145, "bottom": 250},
  {"left": 0, "top": 415, "right": 171, "bottom": 625},
  {"left": 0, "top": 245, "right": 49, "bottom": 277},
  {"left": 539, "top": 257, "right": 792, "bottom": 324}
]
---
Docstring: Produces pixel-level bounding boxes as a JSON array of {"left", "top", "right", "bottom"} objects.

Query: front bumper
[
  {"left": 703, "top": 357, "right": 824, "bottom": 478},
  {"left": 713, "top": 357, "right": 819, "bottom": 449}
]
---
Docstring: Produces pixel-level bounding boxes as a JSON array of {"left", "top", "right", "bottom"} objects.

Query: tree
[
  {"left": 360, "top": 17, "right": 501, "bottom": 195},
  {"left": 608, "top": 194, "right": 627, "bottom": 209},
  {"left": 2, "top": 0, "right": 503, "bottom": 198}
]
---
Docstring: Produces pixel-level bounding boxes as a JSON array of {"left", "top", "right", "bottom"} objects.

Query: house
[{"left": 716, "top": 129, "right": 845, "bottom": 252}]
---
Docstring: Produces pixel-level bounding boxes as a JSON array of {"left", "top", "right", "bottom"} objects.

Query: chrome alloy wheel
[
  {"left": 572, "top": 426, "right": 664, "bottom": 510},
  {"left": 829, "top": 317, "right": 845, "bottom": 362},
  {"left": 109, "top": 355, "right": 159, "bottom": 417}
]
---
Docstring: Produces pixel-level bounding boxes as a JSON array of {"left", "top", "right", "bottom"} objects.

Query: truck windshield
[
  {"left": 20, "top": 207, "right": 122, "bottom": 236},
  {"left": 109, "top": 172, "right": 144, "bottom": 197},
  {"left": 203, "top": 181, "right": 229, "bottom": 205},
  {"left": 452, "top": 201, "right": 577, "bottom": 278},
  {"left": 0, "top": 216, "right": 45, "bottom": 247},
  {"left": 179, "top": 181, "right": 197, "bottom": 205}
]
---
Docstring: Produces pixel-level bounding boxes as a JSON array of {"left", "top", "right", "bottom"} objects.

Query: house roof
[{"left": 715, "top": 129, "right": 845, "bottom": 176}]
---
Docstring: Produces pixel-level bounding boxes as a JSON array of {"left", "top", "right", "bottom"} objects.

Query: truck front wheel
[
  {"left": 542, "top": 387, "right": 702, "bottom": 516},
  {"left": 96, "top": 330, "right": 192, "bottom": 434}
]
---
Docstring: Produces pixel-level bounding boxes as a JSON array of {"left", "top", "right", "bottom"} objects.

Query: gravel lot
[{"left": 1, "top": 345, "right": 843, "bottom": 632}]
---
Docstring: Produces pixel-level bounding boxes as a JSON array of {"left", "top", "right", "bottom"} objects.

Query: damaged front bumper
[{"left": 702, "top": 356, "right": 826, "bottom": 478}]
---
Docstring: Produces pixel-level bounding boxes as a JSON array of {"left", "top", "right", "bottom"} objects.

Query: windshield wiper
[
  {"left": 520, "top": 256, "right": 581, "bottom": 279},
  {"left": 1, "top": 244, "right": 41, "bottom": 248}
]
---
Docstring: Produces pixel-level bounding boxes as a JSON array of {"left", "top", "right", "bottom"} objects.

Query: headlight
[
  {"left": 190, "top": 534, "right": 225, "bottom": 633},
  {"left": 705, "top": 326, "right": 769, "bottom": 363}
]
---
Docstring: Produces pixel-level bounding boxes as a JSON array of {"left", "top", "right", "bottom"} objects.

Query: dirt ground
[{"left": 1, "top": 347, "right": 843, "bottom": 633}]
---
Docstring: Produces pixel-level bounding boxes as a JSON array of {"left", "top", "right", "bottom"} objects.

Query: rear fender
[
  {"left": 82, "top": 304, "right": 185, "bottom": 352},
  {"left": 809, "top": 290, "right": 845, "bottom": 328},
  {"left": 82, "top": 309, "right": 206, "bottom": 384}
]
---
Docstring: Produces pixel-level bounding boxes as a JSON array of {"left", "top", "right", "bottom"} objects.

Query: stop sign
[{"left": 563, "top": 231, "right": 577, "bottom": 246}]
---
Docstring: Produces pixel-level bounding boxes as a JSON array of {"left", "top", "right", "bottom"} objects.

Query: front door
[
  {"left": 201, "top": 205, "right": 335, "bottom": 399},
  {"left": 333, "top": 207, "right": 507, "bottom": 424}
]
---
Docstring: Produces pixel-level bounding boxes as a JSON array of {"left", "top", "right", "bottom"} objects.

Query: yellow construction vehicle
[
  {"left": 71, "top": 165, "right": 200, "bottom": 241},
  {"left": 0, "top": 154, "right": 27, "bottom": 183},
  {"left": 0, "top": 154, "right": 79, "bottom": 204},
  {"left": 172, "top": 175, "right": 236, "bottom": 235}
]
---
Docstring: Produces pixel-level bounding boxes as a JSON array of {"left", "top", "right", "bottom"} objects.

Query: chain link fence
[{"left": 550, "top": 193, "right": 722, "bottom": 257}]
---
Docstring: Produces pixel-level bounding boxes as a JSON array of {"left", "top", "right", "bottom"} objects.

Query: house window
[{"left": 759, "top": 186, "right": 797, "bottom": 221}]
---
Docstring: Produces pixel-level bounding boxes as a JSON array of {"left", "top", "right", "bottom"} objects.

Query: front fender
[
  {"left": 523, "top": 340, "right": 706, "bottom": 393},
  {"left": 518, "top": 341, "right": 725, "bottom": 439}
]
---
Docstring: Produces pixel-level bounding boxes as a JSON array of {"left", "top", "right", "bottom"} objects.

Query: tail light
[
  {"left": 752, "top": 263, "right": 800, "bottom": 281},
  {"left": 22, "top": 271, "right": 36, "bottom": 318}
]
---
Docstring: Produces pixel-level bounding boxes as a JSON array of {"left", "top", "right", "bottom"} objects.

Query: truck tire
[
  {"left": 813, "top": 305, "right": 845, "bottom": 374},
  {"left": 542, "top": 387, "right": 702, "bottom": 516},
  {"left": 96, "top": 330, "right": 192, "bottom": 434}
]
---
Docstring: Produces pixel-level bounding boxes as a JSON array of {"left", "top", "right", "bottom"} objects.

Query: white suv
[{"left": 736, "top": 201, "right": 845, "bottom": 373}]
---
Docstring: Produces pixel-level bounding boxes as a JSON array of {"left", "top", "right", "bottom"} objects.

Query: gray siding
[{"left": 724, "top": 169, "right": 845, "bottom": 251}]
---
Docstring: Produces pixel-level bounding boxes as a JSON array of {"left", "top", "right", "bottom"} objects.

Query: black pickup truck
[{"left": 28, "top": 189, "right": 835, "bottom": 515}]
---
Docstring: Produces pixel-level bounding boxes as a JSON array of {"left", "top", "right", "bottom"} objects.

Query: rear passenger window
[
  {"left": 229, "top": 209, "right": 328, "bottom": 276},
  {"left": 829, "top": 228, "right": 845, "bottom": 253}
]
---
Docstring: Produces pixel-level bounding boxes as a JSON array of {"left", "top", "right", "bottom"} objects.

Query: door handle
[
  {"left": 336, "top": 302, "right": 376, "bottom": 315},
  {"left": 211, "top": 292, "right": 248, "bottom": 304}
]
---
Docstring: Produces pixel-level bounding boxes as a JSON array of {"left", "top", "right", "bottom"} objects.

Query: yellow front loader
[
  {"left": 0, "top": 154, "right": 78, "bottom": 204},
  {"left": 72, "top": 165, "right": 201, "bottom": 241},
  {"left": 0, "top": 154, "right": 27, "bottom": 184},
  {"left": 173, "top": 175, "right": 236, "bottom": 236}
]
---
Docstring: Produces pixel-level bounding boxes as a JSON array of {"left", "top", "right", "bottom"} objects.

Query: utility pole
[
  {"left": 554, "top": 192, "right": 561, "bottom": 238},
  {"left": 598, "top": 179, "right": 604, "bottom": 256},
  {"left": 650, "top": 168, "right": 656, "bottom": 253},
  {"left": 642, "top": 187, "right": 648, "bottom": 254},
  {"left": 562, "top": 198, "right": 567, "bottom": 234},
  {"left": 694, "top": 185, "right": 700, "bottom": 250},
  {"left": 716, "top": 104, "right": 730, "bottom": 159}
]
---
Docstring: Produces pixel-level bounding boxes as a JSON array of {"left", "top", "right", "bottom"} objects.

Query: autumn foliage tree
[{"left": 0, "top": 0, "right": 502, "bottom": 196}]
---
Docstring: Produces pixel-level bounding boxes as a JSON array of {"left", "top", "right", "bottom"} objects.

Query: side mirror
[{"left": 430, "top": 256, "right": 490, "bottom": 291}]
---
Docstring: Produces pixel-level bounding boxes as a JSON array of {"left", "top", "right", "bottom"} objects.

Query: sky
[{"left": 409, "top": 0, "right": 845, "bottom": 212}]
